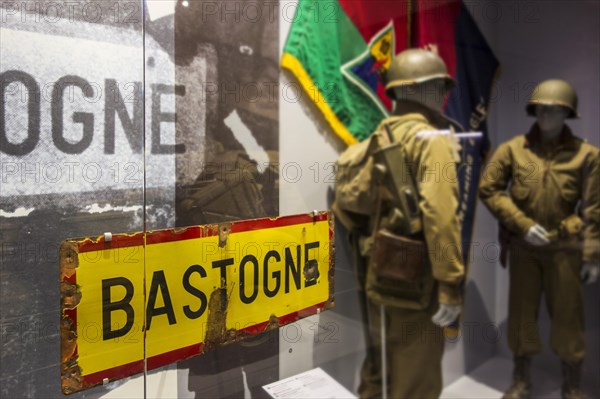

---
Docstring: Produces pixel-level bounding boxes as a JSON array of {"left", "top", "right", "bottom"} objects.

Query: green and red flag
[
  {"left": 283, "top": 0, "right": 499, "bottom": 254},
  {"left": 282, "top": 0, "right": 413, "bottom": 144}
]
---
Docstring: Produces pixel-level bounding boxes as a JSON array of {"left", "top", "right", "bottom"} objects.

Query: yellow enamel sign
[{"left": 60, "top": 212, "right": 334, "bottom": 394}]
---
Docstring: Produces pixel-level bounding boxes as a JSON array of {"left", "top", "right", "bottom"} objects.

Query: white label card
[{"left": 262, "top": 368, "right": 357, "bottom": 399}]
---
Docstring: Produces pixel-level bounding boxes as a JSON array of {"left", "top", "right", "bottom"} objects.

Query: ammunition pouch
[
  {"left": 367, "top": 229, "right": 434, "bottom": 310},
  {"left": 371, "top": 229, "right": 426, "bottom": 282}
]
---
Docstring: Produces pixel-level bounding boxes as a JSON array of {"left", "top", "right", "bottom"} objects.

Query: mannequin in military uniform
[
  {"left": 479, "top": 80, "right": 599, "bottom": 399},
  {"left": 355, "top": 49, "right": 465, "bottom": 399}
]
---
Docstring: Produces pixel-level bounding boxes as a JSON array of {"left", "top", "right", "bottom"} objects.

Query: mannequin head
[
  {"left": 535, "top": 104, "right": 569, "bottom": 141},
  {"left": 391, "top": 79, "right": 448, "bottom": 113},
  {"left": 385, "top": 48, "right": 454, "bottom": 113},
  {"left": 526, "top": 79, "right": 579, "bottom": 120}
]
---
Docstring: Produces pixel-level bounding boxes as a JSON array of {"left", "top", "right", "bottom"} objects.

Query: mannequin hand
[
  {"left": 525, "top": 224, "right": 550, "bottom": 246},
  {"left": 431, "top": 304, "right": 461, "bottom": 327},
  {"left": 581, "top": 263, "right": 600, "bottom": 284}
]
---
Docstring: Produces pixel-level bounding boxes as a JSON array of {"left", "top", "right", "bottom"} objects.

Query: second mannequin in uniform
[{"left": 479, "top": 80, "right": 599, "bottom": 399}]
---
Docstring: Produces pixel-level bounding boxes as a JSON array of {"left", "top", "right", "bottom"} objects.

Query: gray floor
[{"left": 441, "top": 356, "right": 567, "bottom": 399}]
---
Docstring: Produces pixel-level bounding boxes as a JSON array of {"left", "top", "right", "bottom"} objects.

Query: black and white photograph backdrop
[{"left": 0, "top": 1, "right": 279, "bottom": 397}]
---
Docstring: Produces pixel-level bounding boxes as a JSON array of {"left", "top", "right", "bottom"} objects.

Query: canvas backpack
[
  {"left": 332, "top": 132, "right": 381, "bottom": 231},
  {"left": 332, "top": 114, "right": 432, "bottom": 232}
]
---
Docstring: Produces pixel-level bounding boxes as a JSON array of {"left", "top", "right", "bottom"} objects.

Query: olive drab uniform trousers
[
  {"left": 356, "top": 105, "right": 465, "bottom": 399},
  {"left": 479, "top": 124, "right": 600, "bottom": 362}
]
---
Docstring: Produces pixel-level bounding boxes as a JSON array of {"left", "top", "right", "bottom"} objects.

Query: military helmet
[
  {"left": 385, "top": 48, "right": 455, "bottom": 98},
  {"left": 526, "top": 79, "right": 579, "bottom": 118}
]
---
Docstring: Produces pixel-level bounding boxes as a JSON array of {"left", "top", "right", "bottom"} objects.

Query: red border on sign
[
  {"left": 82, "top": 360, "right": 145, "bottom": 387},
  {"left": 145, "top": 225, "right": 218, "bottom": 246},
  {"left": 81, "top": 301, "right": 328, "bottom": 383},
  {"left": 229, "top": 212, "right": 327, "bottom": 234},
  {"left": 147, "top": 342, "right": 204, "bottom": 370},
  {"left": 236, "top": 301, "right": 328, "bottom": 336},
  {"left": 77, "top": 233, "right": 144, "bottom": 253},
  {"left": 76, "top": 213, "right": 328, "bottom": 253}
]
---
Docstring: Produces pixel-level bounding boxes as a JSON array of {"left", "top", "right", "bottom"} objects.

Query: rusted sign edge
[
  {"left": 59, "top": 232, "right": 146, "bottom": 394},
  {"left": 60, "top": 239, "right": 82, "bottom": 395},
  {"left": 326, "top": 211, "right": 336, "bottom": 311}
]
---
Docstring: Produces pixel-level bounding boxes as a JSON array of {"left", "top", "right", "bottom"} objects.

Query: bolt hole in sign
[{"left": 60, "top": 212, "right": 335, "bottom": 394}]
